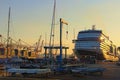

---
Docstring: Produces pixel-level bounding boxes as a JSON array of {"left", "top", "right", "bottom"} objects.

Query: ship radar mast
[{"left": 92, "top": 25, "right": 96, "bottom": 30}]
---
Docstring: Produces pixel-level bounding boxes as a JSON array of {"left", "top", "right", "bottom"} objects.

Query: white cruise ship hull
[{"left": 73, "top": 26, "right": 119, "bottom": 61}]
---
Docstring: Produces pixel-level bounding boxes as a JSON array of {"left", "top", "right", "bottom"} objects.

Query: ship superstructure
[{"left": 73, "top": 26, "right": 118, "bottom": 61}]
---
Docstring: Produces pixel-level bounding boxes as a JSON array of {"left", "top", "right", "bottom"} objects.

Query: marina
[
  {"left": 0, "top": 0, "right": 120, "bottom": 80},
  {"left": 0, "top": 62, "right": 119, "bottom": 80}
]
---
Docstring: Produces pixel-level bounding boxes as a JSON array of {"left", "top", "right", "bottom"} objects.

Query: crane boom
[
  {"left": 39, "top": 40, "right": 44, "bottom": 52},
  {"left": 35, "top": 35, "right": 42, "bottom": 52},
  {"left": 60, "top": 18, "right": 68, "bottom": 25}
]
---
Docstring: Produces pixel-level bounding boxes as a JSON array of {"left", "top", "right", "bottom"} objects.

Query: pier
[
  {"left": 44, "top": 46, "right": 69, "bottom": 59},
  {"left": 0, "top": 62, "right": 120, "bottom": 80}
]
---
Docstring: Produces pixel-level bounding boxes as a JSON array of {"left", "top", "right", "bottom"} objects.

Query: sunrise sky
[{"left": 0, "top": 0, "right": 120, "bottom": 54}]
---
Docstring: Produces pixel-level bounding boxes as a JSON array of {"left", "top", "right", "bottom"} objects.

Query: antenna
[
  {"left": 73, "top": 28, "right": 75, "bottom": 40},
  {"left": 66, "top": 25, "right": 68, "bottom": 40},
  {"left": 45, "top": 33, "right": 47, "bottom": 46},
  {"left": 92, "top": 25, "right": 96, "bottom": 30}
]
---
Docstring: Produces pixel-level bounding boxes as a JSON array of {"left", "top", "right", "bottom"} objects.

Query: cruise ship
[{"left": 73, "top": 25, "right": 118, "bottom": 61}]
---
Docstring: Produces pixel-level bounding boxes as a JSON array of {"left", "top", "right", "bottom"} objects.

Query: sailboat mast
[
  {"left": 49, "top": 0, "right": 56, "bottom": 56},
  {"left": 49, "top": 0, "right": 56, "bottom": 47},
  {"left": 7, "top": 7, "right": 11, "bottom": 58},
  {"left": 52, "top": 0, "right": 56, "bottom": 46}
]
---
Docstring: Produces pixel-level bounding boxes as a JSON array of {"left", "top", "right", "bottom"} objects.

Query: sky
[{"left": 0, "top": 0, "right": 120, "bottom": 54}]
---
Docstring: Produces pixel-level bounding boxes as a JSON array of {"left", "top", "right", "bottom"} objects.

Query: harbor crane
[
  {"left": 34, "top": 35, "right": 45, "bottom": 57},
  {"left": 59, "top": 18, "right": 68, "bottom": 68},
  {"left": 35, "top": 35, "right": 42, "bottom": 52},
  {"left": 18, "top": 39, "right": 31, "bottom": 50},
  {"left": 39, "top": 40, "right": 44, "bottom": 52}
]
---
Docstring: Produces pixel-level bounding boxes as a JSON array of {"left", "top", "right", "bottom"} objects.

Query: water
[{"left": 0, "top": 62, "right": 120, "bottom": 80}]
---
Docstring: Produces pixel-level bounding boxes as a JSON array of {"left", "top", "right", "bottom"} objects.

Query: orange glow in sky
[{"left": 0, "top": 0, "right": 120, "bottom": 54}]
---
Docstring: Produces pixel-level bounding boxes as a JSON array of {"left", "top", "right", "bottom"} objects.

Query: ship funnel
[{"left": 92, "top": 25, "right": 96, "bottom": 30}]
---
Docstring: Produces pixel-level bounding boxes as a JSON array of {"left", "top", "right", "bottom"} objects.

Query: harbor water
[{"left": 0, "top": 62, "right": 120, "bottom": 80}]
